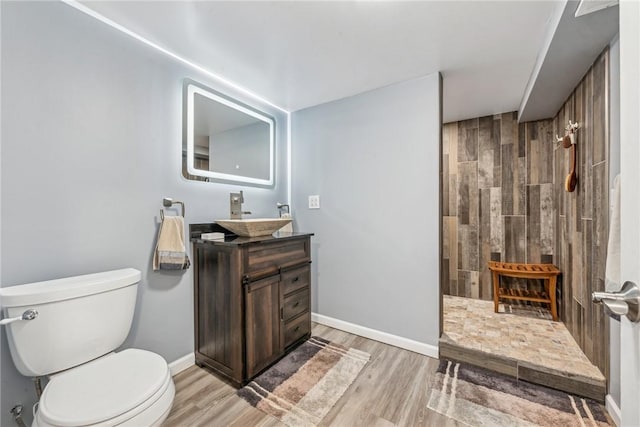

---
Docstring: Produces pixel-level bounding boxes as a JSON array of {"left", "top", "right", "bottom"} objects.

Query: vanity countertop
[{"left": 189, "top": 223, "right": 313, "bottom": 247}]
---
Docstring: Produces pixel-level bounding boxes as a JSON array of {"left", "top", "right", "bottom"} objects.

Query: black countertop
[{"left": 189, "top": 223, "right": 313, "bottom": 247}]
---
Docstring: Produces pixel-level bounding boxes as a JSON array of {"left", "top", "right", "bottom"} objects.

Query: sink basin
[{"left": 215, "top": 218, "right": 292, "bottom": 237}]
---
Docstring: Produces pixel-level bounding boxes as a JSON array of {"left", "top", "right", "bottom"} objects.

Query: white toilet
[{"left": 0, "top": 268, "right": 175, "bottom": 426}]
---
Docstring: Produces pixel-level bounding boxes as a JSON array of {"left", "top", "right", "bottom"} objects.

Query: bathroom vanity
[{"left": 189, "top": 224, "right": 313, "bottom": 386}]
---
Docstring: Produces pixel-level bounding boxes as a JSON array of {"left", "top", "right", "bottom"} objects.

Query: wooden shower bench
[{"left": 488, "top": 261, "right": 560, "bottom": 321}]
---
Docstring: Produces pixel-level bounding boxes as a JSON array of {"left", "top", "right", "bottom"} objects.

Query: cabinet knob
[
  {"left": 292, "top": 276, "right": 300, "bottom": 283},
  {"left": 294, "top": 326, "right": 300, "bottom": 332},
  {"left": 294, "top": 301, "right": 299, "bottom": 307}
]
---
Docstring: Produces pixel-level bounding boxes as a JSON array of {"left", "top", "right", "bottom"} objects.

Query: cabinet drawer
[
  {"left": 284, "top": 312, "right": 310, "bottom": 348},
  {"left": 246, "top": 238, "right": 310, "bottom": 277},
  {"left": 282, "top": 264, "right": 310, "bottom": 296},
  {"left": 283, "top": 289, "right": 309, "bottom": 321}
]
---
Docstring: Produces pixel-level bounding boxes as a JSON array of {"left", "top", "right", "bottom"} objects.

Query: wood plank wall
[
  {"left": 441, "top": 48, "right": 610, "bottom": 376},
  {"left": 442, "top": 113, "right": 554, "bottom": 299},
  {"left": 553, "top": 49, "right": 609, "bottom": 376}
]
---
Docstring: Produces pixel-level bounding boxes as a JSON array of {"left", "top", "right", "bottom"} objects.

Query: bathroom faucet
[
  {"left": 277, "top": 203, "right": 290, "bottom": 218},
  {"left": 230, "top": 191, "right": 251, "bottom": 219}
]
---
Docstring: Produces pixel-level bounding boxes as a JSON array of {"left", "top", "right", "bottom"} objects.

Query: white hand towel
[
  {"left": 605, "top": 174, "right": 621, "bottom": 292},
  {"left": 153, "top": 216, "right": 190, "bottom": 270}
]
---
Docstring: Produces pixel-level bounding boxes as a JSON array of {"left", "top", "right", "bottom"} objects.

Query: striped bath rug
[
  {"left": 237, "top": 336, "right": 370, "bottom": 427},
  {"left": 428, "top": 360, "right": 612, "bottom": 427}
]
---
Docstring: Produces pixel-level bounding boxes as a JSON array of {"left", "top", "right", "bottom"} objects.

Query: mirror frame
[{"left": 183, "top": 79, "right": 276, "bottom": 187}]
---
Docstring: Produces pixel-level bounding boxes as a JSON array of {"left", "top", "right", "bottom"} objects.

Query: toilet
[{"left": 0, "top": 268, "right": 175, "bottom": 426}]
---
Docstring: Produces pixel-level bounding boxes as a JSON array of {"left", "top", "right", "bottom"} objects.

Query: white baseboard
[
  {"left": 168, "top": 353, "right": 195, "bottom": 376},
  {"left": 605, "top": 394, "right": 621, "bottom": 427},
  {"left": 311, "top": 312, "right": 439, "bottom": 358}
]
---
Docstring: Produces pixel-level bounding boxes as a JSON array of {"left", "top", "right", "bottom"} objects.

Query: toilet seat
[{"left": 35, "top": 349, "right": 174, "bottom": 427}]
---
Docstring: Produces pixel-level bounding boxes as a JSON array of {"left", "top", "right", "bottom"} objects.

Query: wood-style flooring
[{"left": 165, "top": 323, "right": 460, "bottom": 426}]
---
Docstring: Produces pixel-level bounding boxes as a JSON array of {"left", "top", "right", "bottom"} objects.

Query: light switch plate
[{"left": 308, "top": 195, "right": 320, "bottom": 209}]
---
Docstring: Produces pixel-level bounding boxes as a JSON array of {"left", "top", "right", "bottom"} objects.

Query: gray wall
[
  {"left": 291, "top": 74, "right": 442, "bottom": 346},
  {"left": 0, "top": 2, "right": 287, "bottom": 424}
]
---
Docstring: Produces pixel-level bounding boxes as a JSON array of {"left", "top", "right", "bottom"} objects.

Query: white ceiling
[{"left": 77, "top": 1, "right": 560, "bottom": 123}]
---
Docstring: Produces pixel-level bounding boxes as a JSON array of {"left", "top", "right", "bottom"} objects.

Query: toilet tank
[{"left": 0, "top": 268, "right": 141, "bottom": 377}]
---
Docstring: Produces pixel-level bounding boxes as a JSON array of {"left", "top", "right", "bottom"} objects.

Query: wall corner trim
[
  {"left": 168, "top": 352, "right": 195, "bottom": 376},
  {"left": 606, "top": 394, "right": 621, "bottom": 427},
  {"left": 311, "top": 313, "right": 439, "bottom": 358}
]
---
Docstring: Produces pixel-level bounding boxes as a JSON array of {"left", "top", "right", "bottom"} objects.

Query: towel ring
[{"left": 160, "top": 197, "right": 185, "bottom": 220}]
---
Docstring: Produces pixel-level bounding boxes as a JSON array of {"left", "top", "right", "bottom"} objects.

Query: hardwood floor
[{"left": 165, "top": 323, "right": 461, "bottom": 426}]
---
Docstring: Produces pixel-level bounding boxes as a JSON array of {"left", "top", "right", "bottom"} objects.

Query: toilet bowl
[
  {"left": 0, "top": 269, "right": 175, "bottom": 426},
  {"left": 34, "top": 350, "right": 175, "bottom": 427}
]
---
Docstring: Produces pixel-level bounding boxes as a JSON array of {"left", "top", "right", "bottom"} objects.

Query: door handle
[{"left": 592, "top": 281, "right": 640, "bottom": 322}]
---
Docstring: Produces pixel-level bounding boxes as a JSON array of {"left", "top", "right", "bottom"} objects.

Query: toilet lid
[{"left": 38, "top": 349, "right": 169, "bottom": 426}]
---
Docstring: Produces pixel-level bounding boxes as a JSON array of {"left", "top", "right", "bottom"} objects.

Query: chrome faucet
[
  {"left": 277, "top": 203, "right": 290, "bottom": 218},
  {"left": 230, "top": 191, "right": 251, "bottom": 219}
]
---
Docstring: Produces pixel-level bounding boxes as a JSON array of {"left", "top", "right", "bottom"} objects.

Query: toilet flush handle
[{"left": 0, "top": 309, "right": 38, "bottom": 326}]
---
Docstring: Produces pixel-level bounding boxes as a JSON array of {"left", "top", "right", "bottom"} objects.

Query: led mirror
[{"left": 183, "top": 80, "right": 275, "bottom": 186}]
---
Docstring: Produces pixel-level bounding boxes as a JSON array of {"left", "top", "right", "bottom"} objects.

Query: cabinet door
[
  {"left": 194, "top": 244, "right": 243, "bottom": 383},
  {"left": 244, "top": 275, "right": 284, "bottom": 379}
]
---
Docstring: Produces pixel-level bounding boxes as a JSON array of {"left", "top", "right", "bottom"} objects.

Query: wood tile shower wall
[
  {"left": 442, "top": 113, "right": 554, "bottom": 300},
  {"left": 553, "top": 49, "right": 609, "bottom": 376},
  {"left": 441, "top": 48, "right": 610, "bottom": 376}
]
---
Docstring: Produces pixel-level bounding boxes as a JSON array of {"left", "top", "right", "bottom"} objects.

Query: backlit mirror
[{"left": 183, "top": 80, "right": 275, "bottom": 186}]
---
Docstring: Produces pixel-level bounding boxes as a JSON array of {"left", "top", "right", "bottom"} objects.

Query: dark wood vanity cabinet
[
  {"left": 191, "top": 226, "right": 313, "bottom": 387},
  {"left": 244, "top": 275, "right": 283, "bottom": 379},
  {"left": 281, "top": 264, "right": 312, "bottom": 347}
]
